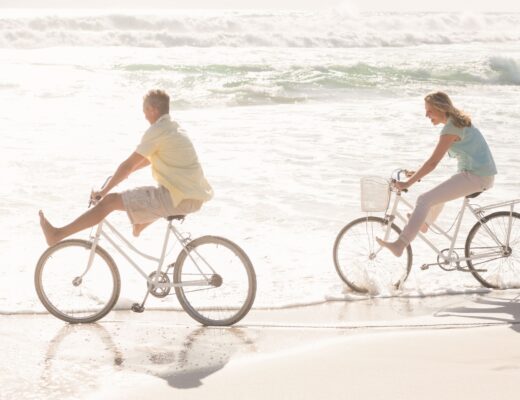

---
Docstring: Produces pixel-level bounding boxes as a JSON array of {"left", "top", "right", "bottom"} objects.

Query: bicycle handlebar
[
  {"left": 88, "top": 176, "right": 113, "bottom": 208},
  {"left": 390, "top": 168, "right": 416, "bottom": 193}
]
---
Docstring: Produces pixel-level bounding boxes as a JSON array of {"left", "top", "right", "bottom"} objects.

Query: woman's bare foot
[
  {"left": 132, "top": 222, "right": 151, "bottom": 237},
  {"left": 376, "top": 237, "right": 405, "bottom": 257},
  {"left": 39, "top": 210, "right": 62, "bottom": 247},
  {"left": 406, "top": 213, "right": 429, "bottom": 233}
]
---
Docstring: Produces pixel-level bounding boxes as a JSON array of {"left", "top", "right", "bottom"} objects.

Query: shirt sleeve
[
  {"left": 440, "top": 118, "right": 464, "bottom": 139},
  {"left": 136, "top": 127, "right": 159, "bottom": 158}
]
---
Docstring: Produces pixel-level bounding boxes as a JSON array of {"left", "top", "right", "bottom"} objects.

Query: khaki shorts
[{"left": 121, "top": 186, "right": 202, "bottom": 225}]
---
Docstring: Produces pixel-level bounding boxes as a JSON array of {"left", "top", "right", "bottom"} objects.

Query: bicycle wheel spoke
[
  {"left": 333, "top": 217, "right": 412, "bottom": 293},
  {"left": 35, "top": 240, "right": 120, "bottom": 323},
  {"left": 174, "top": 236, "right": 256, "bottom": 326},
  {"left": 466, "top": 212, "right": 520, "bottom": 289}
]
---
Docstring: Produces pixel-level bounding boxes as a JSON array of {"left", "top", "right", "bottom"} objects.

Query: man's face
[{"left": 143, "top": 102, "right": 160, "bottom": 124}]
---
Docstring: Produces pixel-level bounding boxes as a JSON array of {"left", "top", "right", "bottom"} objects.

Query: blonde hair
[
  {"left": 424, "top": 91, "right": 471, "bottom": 128},
  {"left": 143, "top": 89, "right": 170, "bottom": 115}
]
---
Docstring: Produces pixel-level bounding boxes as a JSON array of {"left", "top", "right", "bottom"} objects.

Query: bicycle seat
[
  {"left": 166, "top": 215, "right": 186, "bottom": 221},
  {"left": 466, "top": 191, "right": 482, "bottom": 199}
]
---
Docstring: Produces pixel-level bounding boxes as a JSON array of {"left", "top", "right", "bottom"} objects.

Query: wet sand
[{"left": 2, "top": 290, "right": 520, "bottom": 400}]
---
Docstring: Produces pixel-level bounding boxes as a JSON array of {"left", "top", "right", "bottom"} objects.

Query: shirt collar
[{"left": 156, "top": 114, "right": 170, "bottom": 124}]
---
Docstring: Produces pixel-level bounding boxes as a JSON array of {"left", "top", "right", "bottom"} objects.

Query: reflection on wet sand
[
  {"left": 39, "top": 322, "right": 257, "bottom": 398},
  {"left": 6, "top": 292, "right": 520, "bottom": 399},
  {"left": 38, "top": 324, "right": 123, "bottom": 400},
  {"left": 153, "top": 327, "right": 256, "bottom": 389}
]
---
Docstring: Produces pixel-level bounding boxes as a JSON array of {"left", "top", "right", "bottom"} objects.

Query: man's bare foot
[
  {"left": 39, "top": 210, "right": 61, "bottom": 247},
  {"left": 376, "top": 237, "right": 405, "bottom": 257},
  {"left": 132, "top": 223, "right": 151, "bottom": 237},
  {"left": 406, "top": 213, "right": 429, "bottom": 233}
]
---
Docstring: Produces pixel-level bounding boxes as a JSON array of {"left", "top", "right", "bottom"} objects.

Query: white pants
[{"left": 400, "top": 172, "right": 495, "bottom": 244}]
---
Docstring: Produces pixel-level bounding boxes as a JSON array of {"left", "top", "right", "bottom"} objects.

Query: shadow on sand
[{"left": 435, "top": 292, "right": 520, "bottom": 333}]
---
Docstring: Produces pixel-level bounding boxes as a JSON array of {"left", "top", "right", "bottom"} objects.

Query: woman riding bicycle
[{"left": 377, "top": 91, "right": 497, "bottom": 257}]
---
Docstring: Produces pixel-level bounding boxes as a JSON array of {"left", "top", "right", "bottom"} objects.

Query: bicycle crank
[
  {"left": 436, "top": 248, "right": 461, "bottom": 271},
  {"left": 147, "top": 271, "right": 171, "bottom": 298}
]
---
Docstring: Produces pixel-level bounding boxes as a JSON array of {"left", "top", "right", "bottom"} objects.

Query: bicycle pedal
[
  {"left": 421, "top": 264, "right": 429, "bottom": 270},
  {"left": 131, "top": 303, "right": 145, "bottom": 313}
]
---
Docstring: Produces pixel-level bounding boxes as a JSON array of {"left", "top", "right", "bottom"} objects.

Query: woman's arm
[{"left": 397, "top": 134, "right": 459, "bottom": 190}]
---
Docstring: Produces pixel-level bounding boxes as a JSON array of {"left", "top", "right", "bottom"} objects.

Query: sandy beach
[
  {"left": 2, "top": 5, "right": 520, "bottom": 400},
  {"left": 2, "top": 290, "right": 519, "bottom": 400}
]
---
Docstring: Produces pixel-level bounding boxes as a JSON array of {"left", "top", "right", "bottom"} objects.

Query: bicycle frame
[
  {"left": 382, "top": 191, "right": 519, "bottom": 267},
  {"left": 83, "top": 218, "right": 216, "bottom": 291}
]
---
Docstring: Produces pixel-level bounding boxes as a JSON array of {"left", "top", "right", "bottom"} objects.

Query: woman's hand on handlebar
[{"left": 393, "top": 180, "right": 411, "bottom": 192}]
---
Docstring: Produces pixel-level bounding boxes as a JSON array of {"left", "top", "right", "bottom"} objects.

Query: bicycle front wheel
[
  {"left": 173, "top": 236, "right": 256, "bottom": 326},
  {"left": 333, "top": 216, "right": 412, "bottom": 293},
  {"left": 465, "top": 211, "right": 520, "bottom": 289},
  {"left": 35, "top": 239, "right": 121, "bottom": 323}
]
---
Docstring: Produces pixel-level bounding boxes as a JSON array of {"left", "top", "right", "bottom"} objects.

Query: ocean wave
[
  {"left": 489, "top": 56, "right": 520, "bottom": 85},
  {"left": 118, "top": 58, "right": 520, "bottom": 85},
  {"left": 1, "top": 11, "right": 520, "bottom": 48},
  {"left": 117, "top": 58, "right": 520, "bottom": 107}
]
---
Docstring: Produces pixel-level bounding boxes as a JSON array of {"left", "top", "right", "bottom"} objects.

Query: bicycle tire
[
  {"left": 173, "top": 235, "right": 256, "bottom": 326},
  {"left": 465, "top": 211, "right": 520, "bottom": 289},
  {"left": 333, "top": 216, "right": 413, "bottom": 293},
  {"left": 35, "top": 239, "right": 121, "bottom": 323}
]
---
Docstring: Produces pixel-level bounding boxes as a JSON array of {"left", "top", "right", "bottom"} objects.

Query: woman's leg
[
  {"left": 425, "top": 203, "right": 445, "bottom": 226},
  {"left": 407, "top": 203, "right": 444, "bottom": 233},
  {"left": 377, "top": 172, "right": 485, "bottom": 256},
  {"left": 39, "top": 193, "right": 125, "bottom": 247}
]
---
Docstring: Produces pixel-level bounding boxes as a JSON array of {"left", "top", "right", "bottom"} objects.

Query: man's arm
[
  {"left": 131, "top": 156, "right": 151, "bottom": 172},
  {"left": 94, "top": 152, "right": 149, "bottom": 199}
]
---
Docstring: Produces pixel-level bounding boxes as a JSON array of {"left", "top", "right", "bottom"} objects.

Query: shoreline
[{"left": 2, "top": 291, "right": 520, "bottom": 400}]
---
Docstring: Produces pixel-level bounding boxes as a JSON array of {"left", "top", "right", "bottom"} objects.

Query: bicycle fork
[{"left": 72, "top": 222, "right": 105, "bottom": 287}]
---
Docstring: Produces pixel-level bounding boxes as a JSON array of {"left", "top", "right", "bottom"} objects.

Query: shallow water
[{"left": 1, "top": 9, "right": 519, "bottom": 314}]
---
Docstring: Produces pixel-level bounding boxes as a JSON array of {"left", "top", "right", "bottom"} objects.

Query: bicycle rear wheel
[
  {"left": 333, "top": 216, "right": 412, "bottom": 293},
  {"left": 173, "top": 236, "right": 256, "bottom": 326},
  {"left": 465, "top": 211, "right": 520, "bottom": 289},
  {"left": 35, "top": 239, "right": 121, "bottom": 323}
]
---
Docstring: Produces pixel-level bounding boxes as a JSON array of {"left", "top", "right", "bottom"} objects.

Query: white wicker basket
[{"left": 360, "top": 176, "right": 390, "bottom": 212}]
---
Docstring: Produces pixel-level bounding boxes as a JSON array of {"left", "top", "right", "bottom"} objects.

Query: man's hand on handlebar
[
  {"left": 88, "top": 176, "right": 113, "bottom": 207},
  {"left": 91, "top": 190, "right": 105, "bottom": 202}
]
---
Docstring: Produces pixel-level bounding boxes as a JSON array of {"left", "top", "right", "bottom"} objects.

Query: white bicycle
[
  {"left": 35, "top": 195, "right": 256, "bottom": 326},
  {"left": 333, "top": 169, "right": 520, "bottom": 293}
]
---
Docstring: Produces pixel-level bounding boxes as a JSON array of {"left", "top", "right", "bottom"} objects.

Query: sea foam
[{"left": 1, "top": 11, "right": 520, "bottom": 49}]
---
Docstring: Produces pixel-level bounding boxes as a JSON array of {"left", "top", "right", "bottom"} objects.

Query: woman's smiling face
[{"left": 425, "top": 101, "right": 447, "bottom": 125}]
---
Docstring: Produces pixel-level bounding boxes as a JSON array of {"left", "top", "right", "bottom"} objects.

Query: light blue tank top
[{"left": 440, "top": 118, "right": 497, "bottom": 176}]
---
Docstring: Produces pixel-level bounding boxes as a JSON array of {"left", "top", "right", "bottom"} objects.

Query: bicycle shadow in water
[
  {"left": 39, "top": 321, "right": 257, "bottom": 397},
  {"left": 434, "top": 293, "right": 520, "bottom": 334}
]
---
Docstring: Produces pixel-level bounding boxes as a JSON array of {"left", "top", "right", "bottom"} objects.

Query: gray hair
[{"left": 143, "top": 89, "right": 170, "bottom": 115}]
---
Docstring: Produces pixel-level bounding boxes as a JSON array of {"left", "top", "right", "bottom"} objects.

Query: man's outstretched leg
[{"left": 39, "top": 193, "right": 125, "bottom": 247}]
